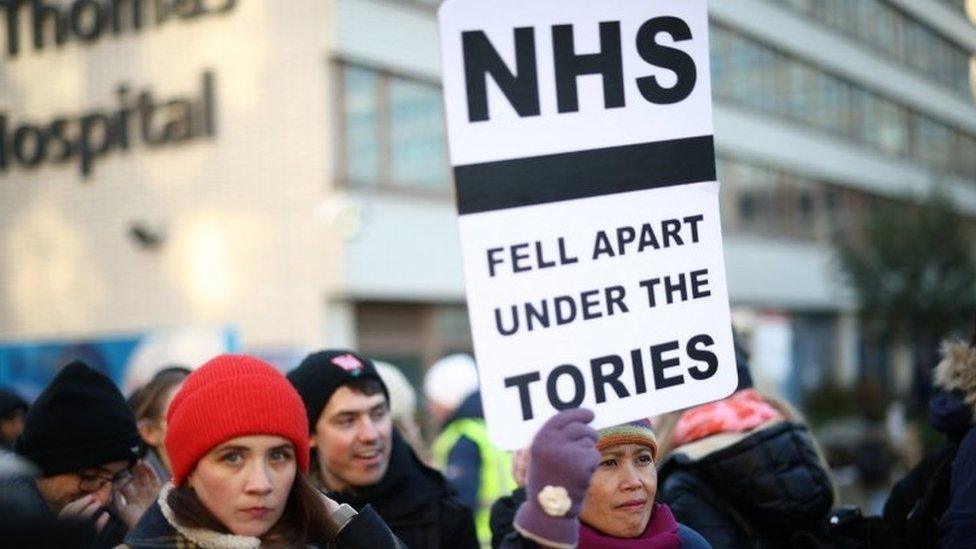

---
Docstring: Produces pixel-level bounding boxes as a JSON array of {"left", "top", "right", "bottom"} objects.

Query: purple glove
[{"left": 514, "top": 408, "right": 600, "bottom": 548}]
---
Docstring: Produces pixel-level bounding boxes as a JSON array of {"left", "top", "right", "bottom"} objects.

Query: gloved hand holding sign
[{"left": 514, "top": 408, "right": 600, "bottom": 548}]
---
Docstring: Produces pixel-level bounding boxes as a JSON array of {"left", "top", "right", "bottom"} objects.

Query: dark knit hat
[
  {"left": 287, "top": 350, "right": 389, "bottom": 431},
  {"left": 0, "top": 387, "right": 27, "bottom": 418},
  {"left": 15, "top": 361, "right": 141, "bottom": 477},
  {"left": 165, "top": 354, "right": 310, "bottom": 486}
]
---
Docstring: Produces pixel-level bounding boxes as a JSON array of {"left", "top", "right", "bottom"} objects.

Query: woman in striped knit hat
[{"left": 490, "top": 409, "right": 710, "bottom": 548}]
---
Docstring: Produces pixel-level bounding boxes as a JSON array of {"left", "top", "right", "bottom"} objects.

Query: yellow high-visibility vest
[{"left": 433, "top": 418, "right": 517, "bottom": 546}]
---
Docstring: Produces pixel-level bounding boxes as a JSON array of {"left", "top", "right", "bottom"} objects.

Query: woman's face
[
  {"left": 579, "top": 443, "right": 657, "bottom": 538},
  {"left": 138, "top": 383, "right": 182, "bottom": 462},
  {"left": 155, "top": 383, "right": 181, "bottom": 470},
  {"left": 187, "top": 435, "right": 297, "bottom": 537}
]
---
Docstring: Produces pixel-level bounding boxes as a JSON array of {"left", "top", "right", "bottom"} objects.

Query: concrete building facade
[{"left": 2, "top": 0, "right": 975, "bottom": 398}]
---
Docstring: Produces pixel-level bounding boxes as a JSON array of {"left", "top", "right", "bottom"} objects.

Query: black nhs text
[{"left": 462, "top": 17, "right": 698, "bottom": 122}]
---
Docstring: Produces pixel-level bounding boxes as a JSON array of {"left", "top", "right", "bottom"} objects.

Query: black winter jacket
[
  {"left": 884, "top": 390, "right": 973, "bottom": 549},
  {"left": 324, "top": 429, "right": 479, "bottom": 549},
  {"left": 657, "top": 421, "right": 834, "bottom": 549},
  {"left": 940, "top": 426, "right": 976, "bottom": 549}
]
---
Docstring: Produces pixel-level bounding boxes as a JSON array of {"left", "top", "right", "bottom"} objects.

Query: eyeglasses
[{"left": 77, "top": 468, "right": 133, "bottom": 493}]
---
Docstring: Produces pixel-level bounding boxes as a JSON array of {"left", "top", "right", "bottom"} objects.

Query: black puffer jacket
[
  {"left": 657, "top": 421, "right": 834, "bottom": 548},
  {"left": 884, "top": 390, "right": 972, "bottom": 549}
]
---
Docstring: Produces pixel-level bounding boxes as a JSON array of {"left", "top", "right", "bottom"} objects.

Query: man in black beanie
[
  {"left": 288, "top": 349, "right": 478, "bottom": 549},
  {"left": 4, "top": 360, "right": 159, "bottom": 548}
]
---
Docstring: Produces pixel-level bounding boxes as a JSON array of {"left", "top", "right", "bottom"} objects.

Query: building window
[
  {"left": 355, "top": 301, "right": 473, "bottom": 399},
  {"left": 718, "top": 156, "right": 904, "bottom": 243},
  {"left": 940, "top": 0, "right": 976, "bottom": 26},
  {"left": 710, "top": 25, "right": 976, "bottom": 180},
  {"left": 344, "top": 66, "right": 383, "bottom": 187},
  {"left": 336, "top": 62, "right": 450, "bottom": 192},
  {"left": 960, "top": 133, "right": 976, "bottom": 176},
  {"left": 395, "top": 0, "right": 442, "bottom": 9},
  {"left": 774, "top": 0, "right": 975, "bottom": 100},
  {"left": 389, "top": 78, "right": 450, "bottom": 189},
  {"left": 912, "top": 115, "right": 955, "bottom": 169},
  {"left": 791, "top": 313, "right": 840, "bottom": 398}
]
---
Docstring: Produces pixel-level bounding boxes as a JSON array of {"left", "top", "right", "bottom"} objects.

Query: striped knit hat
[{"left": 597, "top": 419, "right": 658, "bottom": 460}]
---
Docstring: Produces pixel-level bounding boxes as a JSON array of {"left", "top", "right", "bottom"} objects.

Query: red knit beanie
[{"left": 165, "top": 354, "right": 310, "bottom": 486}]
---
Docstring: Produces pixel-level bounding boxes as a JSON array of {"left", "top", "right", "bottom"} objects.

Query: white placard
[{"left": 440, "top": 0, "right": 736, "bottom": 450}]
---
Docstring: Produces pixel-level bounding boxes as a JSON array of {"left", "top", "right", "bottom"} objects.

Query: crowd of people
[{"left": 0, "top": 330, "right": 973, "bottom": 548}]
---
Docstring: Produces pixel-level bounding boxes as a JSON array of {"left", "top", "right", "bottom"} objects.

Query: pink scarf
[
  {"left": 672, "top": 388, "right": 784, "bottom": 447},
  {"left": 578, "top": 503, "right": 681, "bottom": 549}
]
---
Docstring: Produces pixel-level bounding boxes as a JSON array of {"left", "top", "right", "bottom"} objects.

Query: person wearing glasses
[{"left": 4, "top": 360, "right": 159, "bottom": 547}]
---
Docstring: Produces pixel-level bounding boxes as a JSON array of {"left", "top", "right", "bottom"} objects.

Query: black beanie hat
[
  {"left": 287, "top": 350, "right": 389, "bottom": 431},
  {"left": 0, "top": 387, "right": 27, "bottom": 418},
  {"left": 16, "top": 361, "right": 141, "bottom": 477}
]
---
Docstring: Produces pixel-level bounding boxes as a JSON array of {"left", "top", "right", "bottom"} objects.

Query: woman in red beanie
[{"left": 122, "top": 354, "right": 400, "bottom": 548}]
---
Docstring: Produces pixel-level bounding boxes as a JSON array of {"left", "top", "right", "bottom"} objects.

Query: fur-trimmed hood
[{"left": 934, "top": 340, "right": 976, "bottom": 416}]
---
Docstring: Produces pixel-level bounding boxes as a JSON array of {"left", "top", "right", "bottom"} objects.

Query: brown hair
[
  {"left": 167, "top": 472, "right": 341, "bottom": 544},
  {"left": 130, "top": 368, "right": 190, "bottom": 422}
]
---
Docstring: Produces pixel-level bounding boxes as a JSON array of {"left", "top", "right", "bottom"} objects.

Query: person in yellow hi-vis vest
[{"left": 427, "top": 354, "right": 517, "bottom": 547}]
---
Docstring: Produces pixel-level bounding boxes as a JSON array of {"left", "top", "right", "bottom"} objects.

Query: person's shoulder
[
  {"left": 438, "top": 498, "right": 479, "bottom": 548},
  {"left": 438, "top": 489, "right": 473, "bottom": 512},
  {"left": 952, "top": 427, "right": 976, "bottom": 484},
  {"left": 677, "top": 523, "right": 712, "bottom": 548},
  {"left": 334, "top": 505, "right": 403, "bottom": 548},
  {"left": 0, "top": 473, "right": 50, "bottom": 515},
  {"left": 958, "top": 426, "right": 976, "bottom": 453},
  {"left": 436, "top": 491, "right": 478, "bottom": 535},
  {"left": 950, "top": 426, "right": 976, "bottom": 482},
  {"left": 490, "top": 488, "right": 526, "bottom": 549},
  {"left": 657, "top": 464, "right": 704, "bottom": 496},
  {"left": 492, "top": 486, "right": 527, "bottom": 510},
  {"left": 123, "top": 501, "right": 186, "bottom": 548}
]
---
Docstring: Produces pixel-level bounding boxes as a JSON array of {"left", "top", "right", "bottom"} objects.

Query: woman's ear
[{"left": 138, "top": 418, "right": 162, "bottom": 446}]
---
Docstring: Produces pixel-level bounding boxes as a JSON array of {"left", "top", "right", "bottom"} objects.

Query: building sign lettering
[
  {"left": 0, "top": 70, "right": 217, "bottom": 177},
  {"left": 0, "top": 0, "right": 236, "bottom": 57}
]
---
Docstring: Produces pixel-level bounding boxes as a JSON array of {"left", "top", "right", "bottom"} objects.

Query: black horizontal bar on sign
[{"left": 454, "top": 135, "right": 716, "bottom": 215}]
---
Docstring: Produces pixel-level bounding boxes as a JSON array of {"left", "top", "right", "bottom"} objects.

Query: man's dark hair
[{"left": 343, "top": 378, "right": 386, "bottom": 398}]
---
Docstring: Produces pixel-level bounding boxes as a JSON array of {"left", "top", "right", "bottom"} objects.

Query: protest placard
[{"left": 439, "top": 0, "right": 737, "bottom": 449}]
